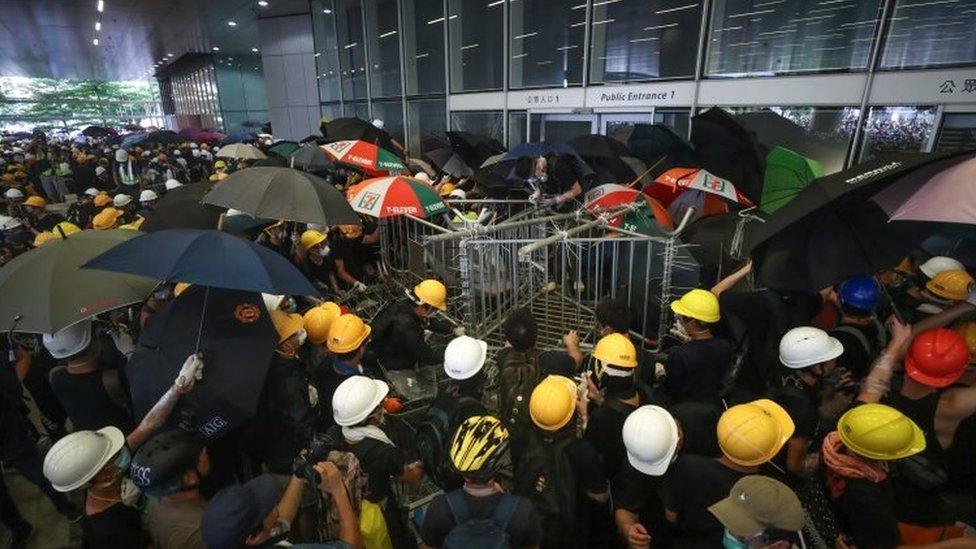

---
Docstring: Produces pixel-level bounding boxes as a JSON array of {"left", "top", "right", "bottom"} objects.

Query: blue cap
[
  {"left": 839, "top": 276, "right": 881, "bottom": 312},
  {"left": 201, "top": 474, "right": 281, "bottom": 549}
]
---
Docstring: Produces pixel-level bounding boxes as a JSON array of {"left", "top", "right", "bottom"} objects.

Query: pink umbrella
[{"left": 872, "top": 153, "right": 976, "bottom": 224}]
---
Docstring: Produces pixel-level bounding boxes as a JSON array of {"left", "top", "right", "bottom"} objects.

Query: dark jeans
[{"left": 0, "top": 450, "right": 72, "bottom": 530}]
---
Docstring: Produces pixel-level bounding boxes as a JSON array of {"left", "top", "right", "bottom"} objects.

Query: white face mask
[
  {"left": 670, "top": 318, "right": 691, "bottom": 343},
  {"left": 295, "top": 328, "right": 307, "bottom": 348}
]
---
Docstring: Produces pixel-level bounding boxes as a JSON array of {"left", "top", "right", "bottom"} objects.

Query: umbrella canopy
[
  {"left": 425, "top": 148, "right": 474, "bottom": 178},
  {"left": 299, "top": 134, "right": 321, "bottom": 144},
  {"left": 583, "top": 184, "right": 673, "bottom": 233},
  {"left": 680, "top": 211, "right": 762, "bottom": 278},
  {"left": 267, "top": 140, "right": 300, "bottom": 157},
  {"left": 222, "top": 131, "right": 257, "bottom": 145},
  {"left": 0, "top": 230, "right": 157, "bottom": 333},
  {"left": 750, "top": 152, "right": 965, "bottom": 292},
  {"left": 202, "top": 167, "right": 360, "bottom": 226},
  {"left": 872, "top": 152, "right": 976, "bottom": 224},
  {"left": 289, "top": 143, "right": 332, "bottom": 171},
  {"left": 195, "top": 130, "right": 224, "bottom": 143},
  {"left": 502, "top": 140, "right": 582, "bottom": 162},
  {"left": 322, "top": 117, "right": 401, "bottom": 157},
  {"left": 761, "top": 147, "right": 824, "bottom": 214},
  {"left": 128, "top": 286, "right": 275, "bottom": 436},
  {"left": 82, "top": 125, "right": 116, "bottom": 138},
  {"left": 121, "top": 132, "right": 149, "bottom": 148},
  {"left": 568, "top": 134, "right": 633, "bottom": 159},
  {"left": 735, "top": 110, "right": 812, "bottom": 157},
  {"left": 446, "top": 131, "right": 506, "bottom": 169},
  {"left": 322, "top": 140, "right": 406, "bottom": 176},
  {"left": 144, "top": 130, "right": 183, "bottom": 146},
  {"left": 626, "top": 124, "right": 699, "bottom": 177},
  {"left": 347, "top": 175, "right": 450, "bottom": 219},
  {"left": 216, "top": 143, "right": 267, "bottom": 160},
  {"left": 407, "top": 158, "right": 437, "bottom": 178},
  {"left": 83, "top": 229, "right": 318, "bottom": 296},
  {"left": 250, "top": 156, "right": 288, "bottom": 168},
  {"left": 653, "top": 168, "right": 754, "bottom": 206},
  {"left": 141, "top": 183, "right": 223, "bottom": 232},
  {"left": 691, "top": 107, "right": 767, "bottom": 204}
]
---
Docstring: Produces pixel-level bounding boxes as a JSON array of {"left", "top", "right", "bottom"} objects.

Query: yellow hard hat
[
  {"left": 214, "top": 160, "right": 227, "bottom": 169},
  {"left": 24, "top": 195, "right": 47, "bottom": 208},
  {"left": 717, "top": 399, "right": 795, "bottom": 466},
  {"left": 327, "top": 313, "right": 372, "bottom": 354},
  {"left": 119, "top": 216, "right": 145, "bottom": 231},
  {"left": 33, "top": 231, "right": 56, "bottom": 247},
  {"left": 92, "top": 207, "right": 123, "bottom": 230},
  {"left": 269, "top": 309, "right": 305, "bottom": 343},
  {"left": 413, "top": 279, "right": 447, "bottom": 311},
  {"left": 303, "top": 302, "right": 342, "bottom": 345},
  {"left": 593, "top": 333, "right": 638, "bottom": 368},
  {"left": 926, "top": 269, "right": 975, "bottom": 302},
  {"left": 339, "top": 224, "right": 363, "bottom": 239},
  {"left": 450, "top": 415, "right": 510, "bottom": 482},
  {"left": 956, "top": 322, "right": 976, "bottom": 361},
  {"left": 837, "top": 403, "right": 925, "bottom": 461},
  {"left": 670, "top": 288, "right": 720, "bottom": 323},
  {"left": 93, "top": 194, "right": 112, "bottom": 207},
  {"left": 53, "top": 222, "right": 81, "bottom": 236},
  {"left": 299, "top": 229, "right": 327, "bottom": 251},
  {"left": 439, "top": 183, "right": 456, "bottom": 197},
  {"left": 529, "top": 375, "right": 578, "bottom": 431},
  {"left": 174, "top": 282, "right": 192, "bottom": 297}
]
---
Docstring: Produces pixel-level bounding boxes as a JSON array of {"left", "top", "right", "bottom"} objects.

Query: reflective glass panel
[
  {"left": 337, "top": 0, "right": 368, "bottom": 100},
  {"left": 406, "top": 98, "right": 448, "bottom": 156},
  {"left": 935, "top": 113, "right": 976, "bottom": 154},
  {"left": 372, "top": 99, "right": 406, "bottom": 144},
  {"left": 509, "top": 0, "right": 584, "bottom": 89},
  {"left": 402, "top": 0, "right": 447, "bottom": 95},
  {"left": 312, "top": 0, "right": 343, "bottom": 102},
  {"left": 881, "top": 0, "right": 976, "bottom": 70},
  {"left": 322, "top": 102, "right": 344, "bottom": 122},
  {"left": 365, "top": 0, "right": 402, "bottom": 98},
  {"left": 450, "top": 110, "right": 505, "bottom": 143},
  {"left": 508, "top": 111, "right": 527, "bottom": 146},
  {"left": 344, "top": 101, "right": 370, "bottom": 119},
  {"left": 859, "top": 106, "right": 937, "bottom": 162},
  {"left": 448, "top": 0, "right": 504, "bottom": 92}
]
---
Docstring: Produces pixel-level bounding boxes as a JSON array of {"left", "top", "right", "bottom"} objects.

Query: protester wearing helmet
[
  {"left": 22, "top": 194, "right": 66, "bottom": 232},
  {"left": 369, "top": 278, "right": 459, "bottom": 371},
  {"left": 708, "top": 476, "right": 806, "bottom": 549},
  {"left": 43, "top": 354, "right": 203, "bottom": 549},
  {"left": 309, "top": 313, "right": 374, "bottom": 431},
  {"left": 66, "top": 188, "right": 98, "bottom": 227},
  {"left": 298, "top": 229, "right": 340, "bottom": 294},
  {"left": 330, "top": 221, "right": 379, "bottom": 291},
  {"left": 421, "top": 415, "right": 542, "bottom": 548},
  {"left": 664, "top": 399, "right": 793, "bottom": 545},
  {"left": 92, "top": 206, "right": 123, "bottom": 230},
  {"left": 658, "top": 289, "right": 732, "bottom": 407},
  {"left": 112, "top": 193, "right": 137, "bottom": 223},
  {"left": 924, "top": 269, "right": 975, "bottom": 310},
  {"left": 830, "top": 275, "right": 887, "bottom": 378},
  {"left": 138, "top": 189, "right": 158, "bottom": 212}
]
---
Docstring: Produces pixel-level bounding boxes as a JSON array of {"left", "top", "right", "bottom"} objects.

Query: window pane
[
  {"left": 450, "top": 110, "right": 504, "bottom": 143},
  {"left": 509, "top": 0, "right": 584, "bottom": 89},
  {"left": 935, "top": 113, "right": 976, "bottom": 154},
  {"left": 371, "top": 99, "right": 405, "bottom": 144},
  {"left": 337, "top": 0, "right": 367, "bottom": 100},
  {"left": 706, "top": 0, "right": 884, "bottom": 77},
  {"left": 881, "top": 0, "right": 976, "bottom": 70},
  {"left": 508, "top": 111, "right": 527, "bottom": 146},
  {"left": 365, "top": 0, "right": 402, "bottom": 98},
  {"left": 448, "top": 0, "right": 504, "bottom": 92},
  {"left": 344, "top": 101, "right": 370, "bottom": 119},
  {"left": 402, "top": 0, "right": 447, "bottom": 96},
  {"left": 859, "top": 106, "right": 936, "bottom": 162},
  {"left": 322, "top": 102, "right": 344, "bottom": 122},
  {"left": 590, "top": 0, "right": 702, "bottom": 84},
  {"left": 406, "top": 98, "right": 447, "bottom": 157},
  {"left": 654, "top": 109, "right": 691, "bottom": 140},
  {"left": 313, "top": 0, "right": 343, "bottom": 102}
]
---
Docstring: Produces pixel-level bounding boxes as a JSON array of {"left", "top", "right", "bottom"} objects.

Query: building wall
[{"left": 259, "top": 13, "right": 321, "bottom": 140}]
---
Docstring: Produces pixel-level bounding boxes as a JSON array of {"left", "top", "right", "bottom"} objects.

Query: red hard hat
[{"left": 905, "top": 328, "right": 971, "bottom": 388}]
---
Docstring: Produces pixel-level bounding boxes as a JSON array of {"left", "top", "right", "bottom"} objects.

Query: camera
[{"left": 293, "top": 432, "right": 333, "bottom": 485}]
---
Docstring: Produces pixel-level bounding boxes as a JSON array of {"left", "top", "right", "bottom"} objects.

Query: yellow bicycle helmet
[{"left": 450, "top": 415, "right": 510, "bottom": 482}]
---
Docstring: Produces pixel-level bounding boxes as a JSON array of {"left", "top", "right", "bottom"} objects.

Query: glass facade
[
  {"left": 881, "top": 0, "right": 976, "bottom": 70},
  {"left": 448, "top": 0, "right": 505, "bottom": 92},
  {"left": 451, "top": 110, "right": 505, "bottom": 143},
  {"left": 935, "top": 113, "right": 976, "bottom": 153},
  {"left": 371, "top": 99, "right": 405, "bottom": 143},
  {"left": 406, "top": 98, "right": 447, "bottom": 156},
  {"left": 590, "top": 0, "right": 703, "bottom": 84},
  {"left": 337, "top": 0, "right": 368, "bottom": 100},
  {"left": 214, "top": 55, "right": 268, "bottom": 130},
  {"left": 859, "top": 106, "right": 937, "bottom": 161},
  {"left": 402, "top": 0, "right": 447, "bottom": 95},
  {"left": 509, "top": 0, "right": 585, "bottom": 89},
  {"left": 365, "top": 0, "right": 403, "bottom": 98},
  {"left": 508, "top": 111, "right": 527, "bottom": 147},
  {"left": 312, "top": 0, "right": 343, "bottom": 102}
]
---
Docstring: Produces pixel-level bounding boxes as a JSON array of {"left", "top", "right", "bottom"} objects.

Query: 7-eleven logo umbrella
[
  {"left": 347, "top": 176, "right": 450, "bottom": 219},
  {"left": 654, "top": 167, "right": 754, "bottom": 206},
  {"left": 321, "top": 140, "right": 406, "bottom": 176},
  {"left": 584, "top": 183, "right": 673, "bottom": 232}
]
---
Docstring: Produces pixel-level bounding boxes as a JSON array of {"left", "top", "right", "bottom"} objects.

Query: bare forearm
[
  {"left": 913, "top": 302, "right": 975, "bottom": 335},
  {"left": 330, "top": 485, "right": 362, "bottom": 548},
  {"left": 277, "top": 476, "right": 305, "bottom": 525},
  {"left": 858, "top": 351, "right": 897, "bottom": 404},
  {"left": 615, "top": 508, "right": 639, "bottom": 539},
  {"left": 711, "top": 261, "right": 752, "bottom": 296},
  {"left": 127, "top": 385, "right": 180, "bottom": 451}
]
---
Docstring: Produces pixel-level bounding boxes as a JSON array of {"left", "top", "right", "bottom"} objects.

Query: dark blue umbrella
[
  {"left": 122, "top": 132, "right": 149, "bottom": 148},
  {"left": 222, "top": 131, "right": 257, "bottom": 145},
  {"left": 82, "top": 229, "right": 317, "bottom": 296}
]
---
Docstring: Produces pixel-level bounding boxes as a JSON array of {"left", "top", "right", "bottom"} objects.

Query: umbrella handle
[
  {"left": 194, "top": 286, "right": 210, "bottom": 353},
  {"left": 625, "top": 164, "right": 657, "bottom": 189}
]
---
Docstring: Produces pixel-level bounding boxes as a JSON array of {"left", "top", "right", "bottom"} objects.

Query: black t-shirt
[
  {"left": 835, "top": 477, "right": 900, "bottom": 549},
  {"left": 302, "top": 253, "right": 335, "bottom": 289},
  {"left": 0, "top": 345, "right": 34, "bottom": 462},
  {"left": 663, "top": 455, "right": 749, "bottom": 547},
  {"left": 420, "top": 490, "right": 542, "bottom": 548},
  {"left": 564, "top": 437, "right": 608, "bottom": 496},
  {"left": 775, "top": 376, "right": 821, "bottom": 440},
  {"left": 670, "top": 401, "right": 722, "bottom": 458},
  {"left": 612, "top": 462, "right": 671, "bottom": 547},
  {"left": 82, "top": 502, "right": 147, "bottom": 549},
  {"left": 342, "top": 432, "right": 409, "bottom": 503},
  {"left": 35, "top": 212, "right": 66, "bottom": 232},
  {"left": 661, "top": 338, "right": 732, "bottom": 405},
  {"left": 541, "top": 155, "right": 579, "bottom": 196},
  {"left": 48, "top": 367, "right": 133, "bottom": 433},
  {"left": 584, "top": 398, "right": 637, "bottom": 480},
  {"left": 831, "top": 322, "right": 881, "bottom": 379},
  {"left": 330, "top": 234, "right": 369, "bottom": 282}
]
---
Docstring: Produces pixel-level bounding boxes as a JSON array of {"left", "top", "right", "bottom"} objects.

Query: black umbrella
[
  {"left": 250, "top": 156, "right": 288, "bottom": 168},
  {"left": 144, "top": 130, "right": 184, "bottom": 146},
  {"left": 299, "top": 134, "right": 321, "bottom": 144},
  {"left": 447, "top": 131, "right": 506, "bottom": 169},
  {"left": 82, "top": 125, "right": 117, "bottom": 138},
  {"left": 322, "top": 117, "right": 401, "bottom": 157},
  {"left": 127, "top": 286, "right": 275, "bottom": 437},
  {"left": 680, "top": 211, "right": 763, "bottom": 279},
  {"left": 691, "top": 108, "right": 767, "bottom": 204},
  {"left": 735, "top": 110, "right": 812, "bottom": 157},
  {"left": 425, "top": 148, "right": 474, "bottom": 178},
  {"left": 627, "top": 124, "right": 699, "bottom": 177},
  {"left": 749, "top": 151, "right": 965, "bottom": 292},
  {"left": 568, "top": 134, "right": 633, "bottom": 158},
  {"left": 289, "top": 143, "right": 332, "bottom": 171},
  {"left": 141, "top": 183, "right": 223, "bottom": 232},
  {"left": 201, "top": 167, "right": 359, "bottom": 226}
]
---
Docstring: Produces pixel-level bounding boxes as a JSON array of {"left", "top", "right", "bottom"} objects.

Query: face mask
[
  {"left": 670, "top": 318, "right": 691, "bottom": 343},
  {"left": 314, "top": 245, "right": 330, "bottom": 258},
  {"left": 295, "top": 328, "right": 307, "bottom": 348},
  {"left": 115, "top": 446, "right": 132, "bottom": 472},
  {"left": 723, "top": 530, "right": 747, "bottom": 549},
  {"left": 537, "top": 172, "right": 548, "bottom": 183}
]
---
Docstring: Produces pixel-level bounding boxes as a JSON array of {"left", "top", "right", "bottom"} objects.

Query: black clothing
[
  {"left": 613, "top": 462, "right": 671, "bottom": 547},
  {"left": 330, "top": 234, "right": 370, "bottom": 284},
  {"left": 48, "top": 367, "right": 133, "bottom": 433},
  {"left": 302, "top": 255, "right": 335, "bottom": 290},
  {"left": 831, "top": 321, "right": 882, "bottom": 379},
  {"left": 670, "top": 401, "right": 722, "bottom": 458},
  {"left": 308, "top": 357, "right": 362, "bottom": 431},
  {"left": 775, "top": 376, "right": 821, "bottom": 440},
  {"left": 66, "top": 201, "right": 96, "bottom": 228},
  {"left": 82, "top": 503, "right": 147, "bottom": 549},
  {"left": 832, "top": 476, "right": 900, "bottom": 549},
  {"left": 0, "top": 358, "right": 33, "bottom": 462},
  {"left": 33, "top": 212, "right": 66, "bottom": 232},
  {"left": 369, "top": 299, "right": 444, "bottom": 371},
  {"left": 420, "top": 489, "right": 542, "bottom": 548},
  {"left": 886, "top": 390, "right": 943, "bottom": 526},
  {"left": 663, "top": 454, "right": 749, "bottom": 547},
  {"left": 541, "top": 155, "right": 579, "bottom": 196},
  {"left": 660, "top": 338, "right": 732, "bottom": 405},
  {"left": 584, "top": 398, "right": 637, "bottom": 480},
  {"left": 251, "top": 354, "right": 316, "bottom": 474}
]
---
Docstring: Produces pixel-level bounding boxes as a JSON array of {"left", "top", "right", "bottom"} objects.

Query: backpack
[
  {"left": 416, "top": 395, "right": 485, "bottom": 489},
  {"left": 316, "top": 449, "right": 368, "bottom": 543},
  {"left": 497, "top": 349, "right": 539, "bottom": 433},
  {"left": 512, "top": 433, "right": 576, "bottom": 548},
  {"left": 831, "top": 322, "right": 887, "bottom": 360},
  {"left": 443, "top": 490, "right": 519, "bottom": 549}
]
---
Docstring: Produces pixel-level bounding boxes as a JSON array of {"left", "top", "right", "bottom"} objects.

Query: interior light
[
  {"left": 95, "top": 21, "right": 101, "bottom": 31},
  {"left": 93, "top": 38, "right": 99, "bottom": 45},
  {"left": 227, "top": 20, "right": 237, "bottom": 26},
  {"left": 258, "top": 0, "right": 269, "bottom": 5},
  {"left": 97, "top": 0, "right": 104, "bottom": 12}
]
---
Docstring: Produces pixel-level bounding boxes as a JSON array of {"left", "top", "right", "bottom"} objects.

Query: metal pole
[
  {"left": 397, "top": 0, "right": 409, "bottom": 152},
  {"left": 689, "top": 0, "right": 712, "bottom": 139},
  {"left": 846, "top": 0, "right": 896, "bottom": 168}
]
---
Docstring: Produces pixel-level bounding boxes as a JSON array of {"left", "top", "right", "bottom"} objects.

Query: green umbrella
[
  {"left": 268, "top": 140, "right": 300, "bottom": 157},
  {"left": 761, "top": 146, "right": 824, "bottom": 214},
  {"left": 0, "top": 230, "right": 158, "bottom": 333}
]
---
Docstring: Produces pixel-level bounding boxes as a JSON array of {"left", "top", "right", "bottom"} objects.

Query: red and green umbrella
[
  {"left": 321, "top": 140, "right": 405, "bottom": 176},
  {"left": 347, "top": 176, "right": 450, "bottom": 219},
  {"left": 653, "top": 167, "right": 754, "bottom": 206},
  {"left": 584, "top": 183, "right": 673, "bottom": 233}
]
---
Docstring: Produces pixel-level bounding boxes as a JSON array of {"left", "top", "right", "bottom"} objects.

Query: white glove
[
  {"left": 175, "top": 353, "right": 204, "bottom": 391},
  {"left": 967, "top": 290, "right": 976, "bottom": 308},
  {"left": 654, "top": 362, "right": 667, "bottom": 379},
  {"left": 453, "top": 326, "right": 466, "bottom": 337},
  {"left": 353, "top": 281, "right": 368, "bottom": 292}
]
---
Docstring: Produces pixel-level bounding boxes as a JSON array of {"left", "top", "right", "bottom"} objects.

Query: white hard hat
[
  {"left": 189, "top": 142, "right": 198, "bottom": 149},
  {"left": 919, "top": 256, "right": 965, "bottom": 279},
  {"left": 84, "top": 187, "right": 100, "bottom": 197},
  {"left": 444, "top": 335, "right": 488, "bottom": 380},
  {"left": 43, "top": 320, "right": 93, "bottom": 359},
  {"left": 332, "top": 376, "right": 389, "bottom": 426},
  {"left": 449, "top": 189, "right": 467, "bottom": 200},
  {"left": 139, "top": 190, "right": 158, "bottom": 203},
  {"left": 113, "top": 194, "right": 132, "bottom": 207},
  {"left": 5, "top": 188, "right": 24, "bottom": 199},
  {"left": 172, "top": 149, "right": 181, "bottom": 156},
  {"left": 164, "top": 179, "right": 183, "bottom": 190},
  {"left": 262, "top": 293, "right": 285, "bottom": 312},
  {"left": 95, "top": 166, "right": 107, "bottom": 176},
  {"left": 0, "top": 215, "right": 22, "bottom": 230},
  {"left": 414, "top": 172, "right": 431, "bottom": 183},
  {"left": 371, "top": 118, "right": 385, "bottom": 130},
  {"left": 226, "top": 208, "right": 245, "bottom": 217},
  {"left": 623, "top": 405, "right": 679, "bottom": 476},
  {"left": 191, "top": 149, "right": 201, "bottom": 158},
  {"left": 43, "top": 426, "right": 125, "bottom": 492},
  {"left": 779, "top": 326, "right": 844, "bottom": 369},
  {"left": 115, "top": 149, "right": 129, "bottom": 163}
]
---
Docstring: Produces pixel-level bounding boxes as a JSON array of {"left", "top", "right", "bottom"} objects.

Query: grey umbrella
[
  {"left": 0, "top": 230, "right": 158, "bottom": 333},
  {"left": 201, "top": 166, "right": 361, "bottom": 226},
  {"left": 289, "top": 143, "right": 332, "bottom": 171}
]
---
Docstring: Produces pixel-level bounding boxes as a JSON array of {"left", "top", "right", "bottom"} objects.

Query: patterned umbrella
[
  {"left": 584, "top": 184, "right": 673, "bottom": 233},
  {"left": 347, "top": 176, "right": 450, "bottom": 219},
  {"left": 322, "top": 140, "right": 406, "bottom": 176},
  {"left": 654, "top": 168, "right": 754, "bottom": 206}
]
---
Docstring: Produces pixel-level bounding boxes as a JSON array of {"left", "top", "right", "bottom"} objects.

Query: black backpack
[
  {"left": 416, "top": 395, "right": 484, "bottom": 489},
  {"left": 443, "top": 490, "right": 519, "bottom": 549},
  {"left": 512, "top": 433, "right": 576, "bottom": 548},
  {"left": 497, "top": 349, "right": 539, "bottom": 434}
]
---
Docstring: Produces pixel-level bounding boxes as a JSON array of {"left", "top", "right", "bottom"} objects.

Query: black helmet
[{"left": 130, "top": 428, "right": 203, "bottom": 497}]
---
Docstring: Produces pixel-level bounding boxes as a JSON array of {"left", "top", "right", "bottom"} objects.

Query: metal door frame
[
  {"left": 598, "top": 112, "right": 656, "bottom": 135},
  {"left": 529, "top": 112, "right": 598, "bottom": 141}
]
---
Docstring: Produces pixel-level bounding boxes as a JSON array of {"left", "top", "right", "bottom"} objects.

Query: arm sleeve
[
  {"left": 404, "top": 319, "right": 443, "bottom": 366},
  {"left": 662, "top": 458, "right": 687, "bottom": 512},
  {"left": 842, "top": 481, "right": 901, "bottom": 549},
  {"left": 509, "top": 499, "right": 544, "bottom": 548},
  {"left": 568, "top": 440, "right": 608, "bottom": 494},
  {"left": 419, "top": 495, "right": 453, "bottom": 547}
]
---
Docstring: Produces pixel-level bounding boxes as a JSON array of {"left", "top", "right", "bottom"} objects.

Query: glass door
[
  {"left": 599, "top": 113, "right": 656, "bottom": 142},
  {"left": 533, "top": 113, "right": 598, "bottom": 141}
]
